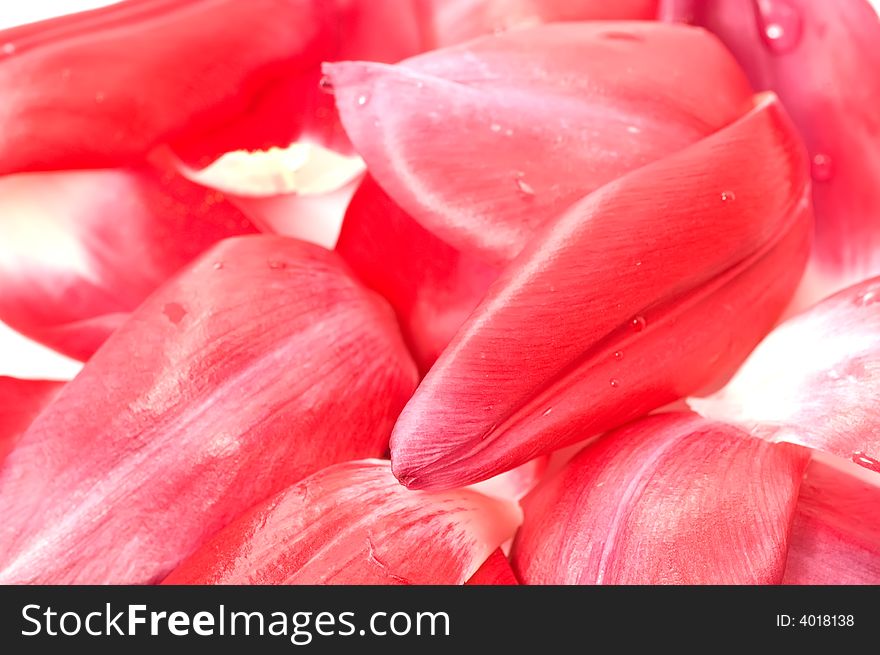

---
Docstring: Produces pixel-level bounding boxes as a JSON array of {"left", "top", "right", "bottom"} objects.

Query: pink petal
[
  {"left": 783, "top": 455, "right": 880, "bottom": 585},
  {"left": 470, "top": 456, "right": 549, "bottom": 503},
  {"left": 391, "top": 94, "right": 812, "bottom": 490},
  {"left": 690, "top": 276, "right": 880, "bottom": 473},
  {"left": 0, "top": 376, "right": 63, "bottom": 464},
  {"left": 162, "top": 459, "right": 520, "bottom": 584},
  {"left": 0, "top": 236, "right": 418, "bottom": 584},
  {"left": 669, "top": 0, "right": 880, "bottom": 300},
  {"left": 465, "top": 548, "right": 519, "bottom": 585},
  {"left": 337, "top": 176, "right": 499, "bottom": 372},
  {"left": 511, "top": 413, "right": 810, "bottom": 584},
  {"left": 327, "top": 21, "right": 752, "bottom": 264},
  {"left": 0, "top": 166, "right": 256, "bottom": 360}
]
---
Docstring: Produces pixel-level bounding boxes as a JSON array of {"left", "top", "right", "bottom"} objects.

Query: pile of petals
[{"left": 1, "top": 0, "right": 878, "bottom": 585}]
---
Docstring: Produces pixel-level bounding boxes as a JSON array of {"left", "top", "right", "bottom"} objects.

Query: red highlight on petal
[{"left": 0, "top": 236, "right": 418, "bottom": 584}]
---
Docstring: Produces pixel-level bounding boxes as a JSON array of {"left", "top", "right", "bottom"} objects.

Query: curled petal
[
  {"left": 511, "top": 413, "right": 810, "bottom": 584},
  {"left": 327, "top": 21, "right": 752, "bottom": 263},
  {"left": 0, "top": 376, "right": 63, "bottom": 464},
  {"left": 465, "top": 548, "right": 519, "bottom": 585},
  {"left": 162, "top": 460, "right": 520, "bottom": 585},
  {"left": 0, "top": 236, "right": 418, "bottom": 584},
  {"left": 0, "top": 166, "right": 256, "bottom": 360},
  {"left": 391, "top": 94, "right": 812, "bottom": 490},
  {"left": 0, "top": 0, "right": 427, "bottom": 173},
  {"left": 337, "top": 176, "right": 499, "bottom": 371},
  {"left": 672, "top": 0, "right": 880, "bottom": 300},
  {"left": 690, "top": 276, "right": 880, "bottom": 473},
  {"left": 783, "top": 455, "right": 880, "bottom": 585}
]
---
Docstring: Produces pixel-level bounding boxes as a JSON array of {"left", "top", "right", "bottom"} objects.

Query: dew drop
[
  {"left": 851, "top": 451, "right": 880, "bottom": 473},
  {"left": 490, "top": 123, "right": 502, "bottom": 133},
  {"left": 515, "top": 175, "right": 535, "bottom": 199},
  {"left": 613, "top": 350, "right": 624, "bottom": 361},
  {"left": 1, "top": 43, "right": 15, "bottom": 55},
  {"left": 853, "top": 288, "right": 879, "bottom": 307},
  {"left": 212, "top": 261, "right": 224, "bottom": 270},
  {"left": 542, "top": 407, "right": 553, "bottom": 417},
  {"left": 318, "top": 75, "right": 334, "bottom": 94},
  {"left": 356, "top": 94, "right": 369, "bottom": 107},
  {"left": 163, "top": 302, "right": 187, "bottom": 325},
  {"left": 811, "top": 153, "right": 834, "bottom": 182},
  {"left": 753, "top": 0, "right": 802, "bottom": 54},
  {"left": 631, "top": 315, "right": 647, "bottom": 332},
  {"left": 267, "top": 259, "right": 287, "bottom": 270},
  {"left": 609, "top": 378, "right": 621, "bottom": 388},
  {"left": 721, "top": 190, "right": 736, "bottom": 202},
  {"left": 626, "top": 125, "right": 641, "bottom": 134},
  {"left": 504, "top": 128, "right": 514, "bottom": 137}
]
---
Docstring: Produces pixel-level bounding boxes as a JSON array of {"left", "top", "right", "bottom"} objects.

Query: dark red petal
[
  {"left": 0, "top": 376, "right": 63, "bottom": 464},
  {"left": 783, "top": 455, "right": 880, "bottom": 585},
  {"left": 391, "top": 94, "right": 812, "bottom": 490},
  {"left": 673, "top": 0, "right": 880, "bottom": 299},
  {"left": 0, "top": 236, "right": 418, "bottom": 583},
  {"left": 162, "top": 459, "right": 520, "bottom": 584},
  {"left": 691, "top": 276, "right": 880, "bottom": 472},
  {"left": 511, "top": 413, "right": 810, "bottom": 584},
  {"left": 0, "top": 166, "right": 256, "bottom": 360},
  {"left": 337, "top": 176, "right": 499, "bottom": 372},
  {"left": 327, "top": 21, "right": 752, "bottom": 264},
  {"left": 466, "top": 548, "right": 519, "bottom": 585}
]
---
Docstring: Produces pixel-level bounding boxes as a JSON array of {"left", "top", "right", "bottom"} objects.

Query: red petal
[
  {"left": 327, "top": 21, "right": 752, "bottom": 264},
  {"left": 465, "top": 548, "right": 519, "bottom": 585},
  {"left": 0, "top": 166, "right": 256, "bottom": 360},
  {"left": 0, "top": 376, "right": 63, "bottom": 464},
  {"left": 690, "top": 276, "right": 880, "bottom": 472},
  {"left": 429, "top": 0, "right": 659, "bottom": 46},
  {"left": 511, "top": 413, "right": 810, "bottom": 584},
  {"left": 0, "top": 236, "right": 418, "bottom": 583},
  {"left": 674, "top": 0, "right": 880, "bottom": 299},
  {"left": 391, "top": 94, "right": 812, "bottom": 490},
  {"left": 0, "top": 0, "right": 427, "bottom": 173},
  {"left": 162, "top": 459, "right": 520, "bottom": 584},
  {"left": 783, "top": 455, "right": 880, "bottom": 585},
  {"left": 337, "top": 176, "right": 499, "bottom": 372}
]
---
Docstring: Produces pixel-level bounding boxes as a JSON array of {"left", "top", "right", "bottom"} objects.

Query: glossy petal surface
[
  {"left": 163, "top": 460, "right": 520, "bottom": 584},
  {"left": 0, "top": 236, "right": 418, "bottom": 584},
  {"left": 0, "top": 376, "right": 63, "bottom": 464},
  {"left": 511, "top": 413, "right": 809, "bottom": 584}
]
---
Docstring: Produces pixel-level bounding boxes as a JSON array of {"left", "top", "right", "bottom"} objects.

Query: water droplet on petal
[
  {"left": 212, "top": 261, "right": 224, "bottom": 270},
  {"left": 852, "top": 451, "right": 880, "bottom": 473},
  {"left": 318, "top": 75, "right": 334, "bottom": 94},
  {"left": 631, "top": 315, "right": 647, "bottom": 332},
  {"left": 721, "top": 190, "right": 736, "bottom": 202},
  {"left": 613, "top": 350, "right": 624, "bottom": 361},
  {"left": 515, "top": 175, "right": 535, "bottom": 199},
  {"left": 609, "top": 378, "right": 620, "bottom": 388},
  {"left": 811, "top": 153, "right": 834, "bottom": 182},
  {"left": 626, "top": 125, "right": 641, "bottom": 134},
  {"left": 267, "top": 259, "right": 287, "bottom": 270},
  {"left": 163, "top": 302, "right": 187, "bottom": 325},
  {"left": 490, "top": 123, "right": 502, "bottom": 133},
  {"left": 356, "top": 94, "right": 369, "bottom": 107},
  {"left": 2, "top": 43, "right": 15, "bottom": 55},
  {"left": 542, "top": 407, "right": 553, "bottom": 417},
  {"left": 854, "top": 289, "right": 879, "bottom": 307},
  {"left": 754, "top": 0, "right": 803, "bottom": 54}
]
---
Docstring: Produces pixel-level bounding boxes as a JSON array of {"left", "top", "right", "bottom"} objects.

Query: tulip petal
[
  {"left": 465, "top": 548, "right": 519, "bottom": 585},
  {"left": 428, "top": 0, "right": 659, "bottom": 46},
  {"left": 0, "top": 166, "right": 257, "bottom": 360},
  {"left": 337, "top": 176, "right": 499, "bottom": 371},
  {"left": 0, "top": 0, "right": 428, "bottom": 173},
  {"left": 162, "top": 459, "right": 520, "bottom": 585},
  {"left": 327, "top": 21, "right": 752, "bottom": 263},
  {"left": 391, "top": 94, "right": 812, "bottom": 490},
  {"left": 670, "top": 0, "right": 880, "bottom": 300},
  {"left": 511, "top": 413, "right": 810, "bottom": 584},
  {"left": 0, "top": 236, "right": 418, "bottom": 584},
  {"left": 690, "top": 276, "right": 880, "bottom": 474},
  {"left": 783, "top": 455, "right": 880, "bottom": 585},
  {"left": 0, "top": 376, "right": 63, "bottom": 464}
]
